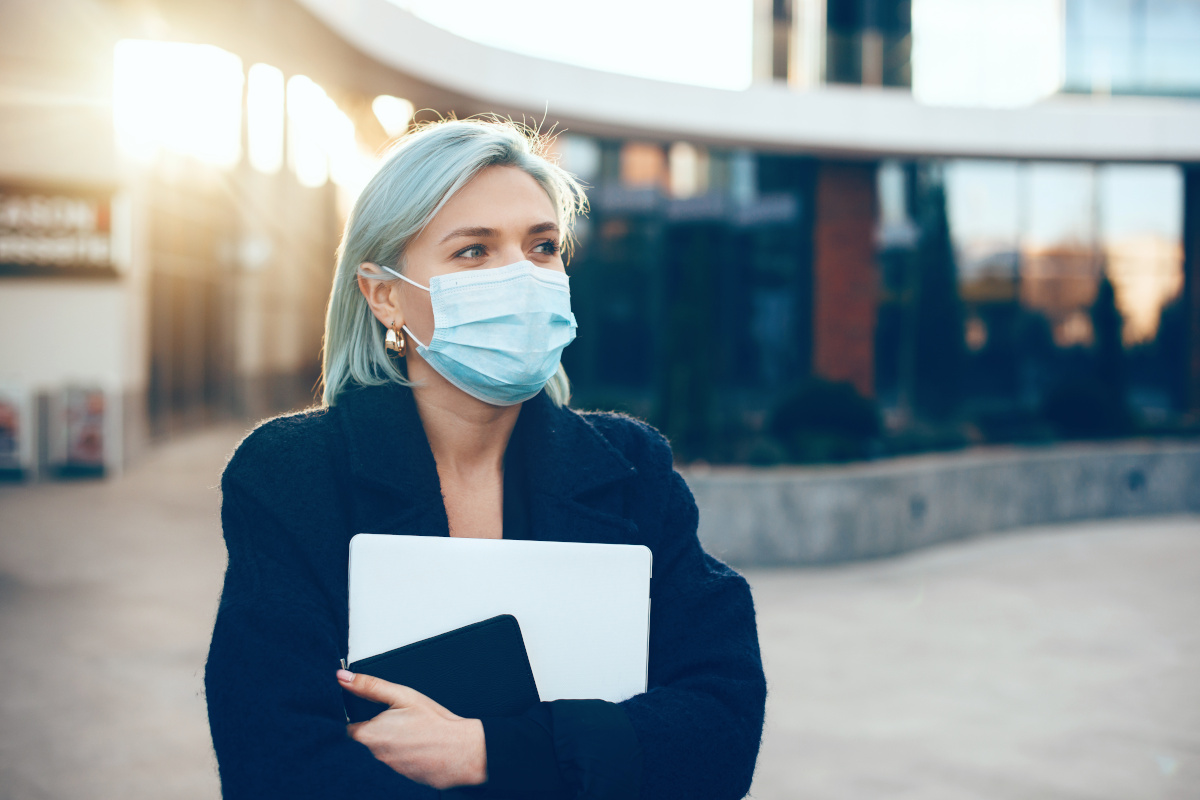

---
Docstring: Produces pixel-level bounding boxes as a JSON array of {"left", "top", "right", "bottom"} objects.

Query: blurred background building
[{"left": 1, "top": 0, "right": 1198, "bottom": 475}]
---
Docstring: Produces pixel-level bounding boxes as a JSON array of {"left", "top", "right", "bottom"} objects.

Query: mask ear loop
[{"left": 378, "top": 264, "right": 430, "bottom": 350}]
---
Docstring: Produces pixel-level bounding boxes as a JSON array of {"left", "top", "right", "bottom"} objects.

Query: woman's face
[{"left": 397, "top": 165, "right": 564, "bottom": 347}]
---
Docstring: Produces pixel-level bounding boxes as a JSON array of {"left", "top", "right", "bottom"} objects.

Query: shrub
[
  {"left": 768, "top": 379, "right": 882, "bottom": 463},
  {"left": 883, "top": 422, "right": 972, "bottom": 456},
  {"left": 1041, "top": 377, "right": 1133, "bottom": 439},
  {"left": 972, "top": 406, "right": 1056, "bottom": 445}
]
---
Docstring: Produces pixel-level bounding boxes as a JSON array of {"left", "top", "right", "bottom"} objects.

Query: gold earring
[{"left": 384, "top": 322, "right": 406, "bottom": 357}]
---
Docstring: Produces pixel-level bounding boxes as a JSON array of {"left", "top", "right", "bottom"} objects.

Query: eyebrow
[
  {"left": 527, "top": 222, "right": 560, "bottom": 236},
  {"left": 438, "top": 222, "right": 560, "bottom": 245}
]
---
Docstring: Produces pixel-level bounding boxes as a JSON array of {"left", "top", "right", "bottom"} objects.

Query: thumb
[{"left": 337, "top": 669, "right": 420, "bottom": 708}]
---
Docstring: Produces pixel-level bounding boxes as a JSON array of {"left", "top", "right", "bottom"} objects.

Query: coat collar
[{"left": 334, "top": 383, "right": 637, "bottom": 506}]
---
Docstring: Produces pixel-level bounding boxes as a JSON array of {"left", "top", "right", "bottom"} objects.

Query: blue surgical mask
[{"left": 380, "top": 260, "right": 577, "bottom": 406}]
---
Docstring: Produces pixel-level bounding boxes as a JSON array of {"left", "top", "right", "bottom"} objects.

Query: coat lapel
[
  {"left": 336, "top": 384, "right": 449, "bottom": 538},
  {"left": 335, "top": 384, "right": 639, "bottom": 544},
  {"left": 514, "top": 392, "right": 640, "bottom": 545},
  {"left": 337, "top": 384, "right": 442, "bottom": 504}
]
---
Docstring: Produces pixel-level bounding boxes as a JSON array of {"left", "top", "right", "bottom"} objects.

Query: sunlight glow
[
  {"left": 912, "top": 0, "right": 1064, "bottom": 107},
  {"left": 372, "top": 95, "right": 415, "bottom": 138},
  {"left": 286, "top": 75, "right": 354, "bottom": 189},
  {"left": 388, "top": 0, "right": 753, "bottom": 90},
  {"left": 287, "top": 76, "right": 331, "bottom": 187},
  {"left": 247, "top": 64, "right": 285, "bottom": 174},
  {"left": 286, "top": 75, "right": 376, "bottom": 195},
  {"left": 113, "top": 40, "right": 244, "bottom": 168},
  {"left": 668, "top": 142, "right": 708, "bottom": 199}
]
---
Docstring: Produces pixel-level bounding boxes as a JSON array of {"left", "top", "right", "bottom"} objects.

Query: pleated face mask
[{"left": 380, "top": 260, "right": 577, "bottom": 406}]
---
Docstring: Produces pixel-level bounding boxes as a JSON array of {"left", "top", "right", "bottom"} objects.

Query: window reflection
[
  {"left": 1022, "top": 163, "right": 1099, "bottom": 347},
  {"left": 668, "top": 142, "right": 709, "bottom": 199},
  {"left": 553, "top": 134, "right": 601, "bottom": 184},
  {"left": 891, "top": 157, "right": 1187, "bottom": 416},
  {"left": 551, "top": 133, "right": 1189, "bottom": 446},
  {"left": 1098, "top": 164, "right": 1184, "bottom": 345},
  {"left": 619, "top": 142, "right": 669, "bottom": 189},
  {"left": 945, "top": 160, "right": 1019, "bottom": 294},
  {"left": 1065, "top": 0, "right": 1200, "bottom": 95}
]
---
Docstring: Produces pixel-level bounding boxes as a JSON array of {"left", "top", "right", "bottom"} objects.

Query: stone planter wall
[{"left": 683, "top": 441, "right": 1200, "bottom": 566}]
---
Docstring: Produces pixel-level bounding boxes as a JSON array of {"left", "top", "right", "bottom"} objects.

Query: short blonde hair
[{"left": 321, "top": 118, "right": 587, "bottom": 407}]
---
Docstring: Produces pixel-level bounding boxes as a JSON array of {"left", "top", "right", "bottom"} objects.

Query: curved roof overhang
[{"left": 298, "top": 0, "right": 1200, "bottom": 163}]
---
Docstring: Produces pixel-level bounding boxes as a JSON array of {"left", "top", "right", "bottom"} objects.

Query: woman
[{"left": 205, "top": 119, "right": 766, "bottom": 799}]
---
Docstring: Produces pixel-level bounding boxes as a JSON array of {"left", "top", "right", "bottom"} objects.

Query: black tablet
[{"left": 343, "top": 614, "right": 540, "bottom": 723}]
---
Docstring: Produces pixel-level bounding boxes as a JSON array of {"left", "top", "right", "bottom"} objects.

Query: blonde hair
[{"left": 321, "top": 118, "right": 587, "bottom": 407}]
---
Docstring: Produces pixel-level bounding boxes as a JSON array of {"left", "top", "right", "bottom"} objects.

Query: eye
[
  {"left": 533, "top": 240, "right": 561, "bottom": 256},
  {"left": 454, "top": 244, "right": 486, "bottom": 259}
]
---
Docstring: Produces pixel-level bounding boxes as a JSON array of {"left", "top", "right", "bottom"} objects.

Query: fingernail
[{"left": 337, "top": 669, "right": 355, "bottom": 683}]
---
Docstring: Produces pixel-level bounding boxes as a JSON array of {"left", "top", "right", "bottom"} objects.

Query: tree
[
  {"left": 1092, "top": 271, "right": 1126, "bottom": 396},
  {"left": 911, "top": 174, "right": 966, "bottom": 420}
]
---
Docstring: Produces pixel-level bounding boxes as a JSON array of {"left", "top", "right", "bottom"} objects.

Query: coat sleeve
[
  {"left": 205, "top": 480, "right": 440, "bottom": 800},
  {"left": 617, "top": 435, "right": 767, "bottom": 800}
]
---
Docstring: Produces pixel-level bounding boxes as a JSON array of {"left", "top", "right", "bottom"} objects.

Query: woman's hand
[{"left": 338, "top": 669, "right": 487, "bottom": 790}]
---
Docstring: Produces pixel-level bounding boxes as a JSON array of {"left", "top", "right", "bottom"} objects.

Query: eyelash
[
  {"left": 455, "top": 244, "right": 486, "bottom": 259},
  {"left": 453, "top": 240, "right": 560, "bottom": 259}
]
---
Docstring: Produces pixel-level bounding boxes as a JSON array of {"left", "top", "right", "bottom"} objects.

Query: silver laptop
[{"left": 347, "top": 534, "right": 652, "bottom": 703}]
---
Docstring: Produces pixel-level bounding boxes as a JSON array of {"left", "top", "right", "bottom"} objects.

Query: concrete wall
[
  {"left": 0, "top": 281, "right": 130, "bottom": 389},
  {"left": 685, "top": 440, "right": 1200, "bottom": 566}
]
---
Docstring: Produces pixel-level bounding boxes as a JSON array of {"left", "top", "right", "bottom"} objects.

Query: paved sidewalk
[
  {"left": 0, "top": 425, "right": 1197, "bottom": 799},
  {"left": 748, "top": 516, "right": 1200, "bottom": 799}
]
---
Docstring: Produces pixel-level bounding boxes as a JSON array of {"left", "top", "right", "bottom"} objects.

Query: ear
[{"left": 357, "top": 263, "right": 405, "bottom": 329}]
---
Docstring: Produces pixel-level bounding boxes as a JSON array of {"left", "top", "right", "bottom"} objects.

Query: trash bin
[
  {"left": 48, "top": 385, "right": 108, "bottom": 478},
  {"left": 0, "top": 384, "right": 34, "bottom": 479}
]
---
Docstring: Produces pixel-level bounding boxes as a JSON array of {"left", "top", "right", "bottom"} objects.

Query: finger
[{"left": 337, "top": 669, "right": 422, "bottom": 708}]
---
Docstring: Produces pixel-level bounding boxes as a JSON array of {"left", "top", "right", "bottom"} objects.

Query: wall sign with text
[{"left": 0, "top": 185, "right": 116, "bottom": 277}]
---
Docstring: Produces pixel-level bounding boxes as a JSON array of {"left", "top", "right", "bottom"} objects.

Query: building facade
[
  {"left": 2, "top": 0, "right": 1198, "bottom": 474},
  {"left": 0, "top": 0, "right": 395, "bottom": 475}
]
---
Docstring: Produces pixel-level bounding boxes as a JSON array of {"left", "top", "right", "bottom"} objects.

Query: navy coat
[{"left": 205, "top": 383, "right": 766, "bottom": 799}]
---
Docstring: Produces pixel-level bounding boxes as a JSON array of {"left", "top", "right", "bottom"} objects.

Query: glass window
[
  {"left": 555, "top": 134, "right": 601, "bottom": 183},
  {"left": 1098, "top": 164, "right": 1184, "bottom": 345},
  {"left": 1065, "top": 0, "right": 1200, "bottom": 94},
  {"left": 1065, "top": 0, "right": 1134, "bottom": 93},
  {"left": 945, "top": 160, "right": 1020, "bottom": 293},
  {"left": 877, "top": 160, "right": 905, "bottom": 223},
  {"left": 729, "top": 150, "right": 758, "bottom": 206},
  {"left": 1021, "top": 162, "right": 1099, "bottom": 347},
  {"left": 876, "top": 155, "right": 1188, "bottom": 422},
  {"left": 619, "top": 142, "right": 668, "bottom": 189},
  {"left": 1144, "top": 0, "right": 1200, "bottom": 91},
  {"left": 668, "top": 142, "right": 709, "bottom": 199}
]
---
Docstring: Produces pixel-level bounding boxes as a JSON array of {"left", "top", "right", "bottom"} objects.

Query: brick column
[{"left": 811, "top": 161, "right": 879, "bottom": 398}]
